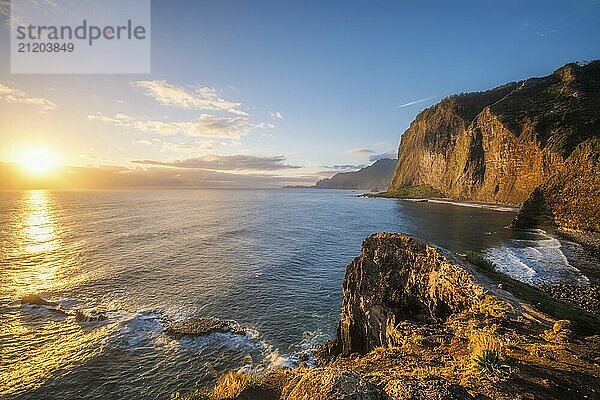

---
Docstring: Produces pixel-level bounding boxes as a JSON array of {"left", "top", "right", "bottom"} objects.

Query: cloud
[
  {"left": 131, "top": 80, "right": 247, "bottom": 116},
  {"left": 396, "top": 95, "right": 439, "bottom": 108},
  {"left": 254, "top": 122, "right": 275, "bottom": 129},
  {"left": 0, "top": 83, "right": 56, "bottom": 112},
  {"left": 368, "top": 151, "right": 397, "bottom": 162},
  {"left": 88, "top": 112, "right": 249, "bottom": 138},
  {"left": 270, "top": 111, "right": 284, "bottom": 119},
  {"left": 159, "top": 139, "right": 220, "bottom": 154},
  {"left": 346, "top": 148, "right": 375, "bottom": 157},
  {"left": 321, "top": 164, "right": 364, "bottom": 170},
  {"left": 0, "top": 161, "right": 314, "bottom": 190},
  {"left": 131, "top": 154, "right": 302, "bottom": 171}
]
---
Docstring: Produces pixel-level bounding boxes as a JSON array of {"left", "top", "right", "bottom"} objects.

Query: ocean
[{"left": 0, "top": 188, "right": 589, "bottom": 399}]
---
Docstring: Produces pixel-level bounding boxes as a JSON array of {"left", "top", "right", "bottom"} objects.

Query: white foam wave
[
  {"left": 427, "top": 199, "right": 517, "bottom": 212},
  {"left": 484, "top": 231, "right": 589, "bottom": 286}
]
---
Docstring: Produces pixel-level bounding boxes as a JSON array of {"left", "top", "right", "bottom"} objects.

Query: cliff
[
  {"left": 177, "top": 233, "right": 600, "bottom": 400},
  {"left": 512, "top": 137, "right": 600, "bottom": 232},
  {"left": 387, "top": 61, "right": 600, "bottom": 232},
  {"left": 316, "top": 158, "right": 397, "bottom": 190}
]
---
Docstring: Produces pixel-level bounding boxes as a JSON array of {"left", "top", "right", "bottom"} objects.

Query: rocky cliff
[
  {"left": 177, "top": 233, "right": 600, "bottom": 400},
  {"left": 512, "top": 137, "right": 600, "bottom": 232},
  {"left": 388, "top": 61, "right": 600, "bottom": 232},
  {"left": 316, "top": 158, "right": 397, "bottom": 190},
  {"left": 337, "top": 233, "right": 485, "bottom": 355}
]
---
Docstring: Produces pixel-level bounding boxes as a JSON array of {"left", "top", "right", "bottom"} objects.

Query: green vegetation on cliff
[{"left": 375, "top": 184, "right": 443, "bottom": 199}]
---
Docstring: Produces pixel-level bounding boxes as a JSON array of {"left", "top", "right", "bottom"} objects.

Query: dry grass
[
  {"left": 212, "top": 372, "right": 258, "bottom": 399},
  {"left": 475, "top": 296, "right": 511, "bottom": 319}
]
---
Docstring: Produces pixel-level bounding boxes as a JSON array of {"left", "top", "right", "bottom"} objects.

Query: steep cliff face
[
  {"left": 337, "top": 233, "right": 486, "bottom": 355},
  {"left": 316, "top": 158, "right": 397, "bottom": 190},
  {"left": 389, "top": 61, "right": 600, "bottom": 216},
  {"left": 513, "top": 137, "right": 600, "bottom": 232}
]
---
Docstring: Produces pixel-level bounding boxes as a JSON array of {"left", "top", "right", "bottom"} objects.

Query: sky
[{"left": 1, "top": 0, "right": 599, "bottom": 188}]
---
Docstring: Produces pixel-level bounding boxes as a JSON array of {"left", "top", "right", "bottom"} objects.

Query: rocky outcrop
[
  {"left": 21, "top": 294, "right": 58, "bottom": 307},
  {"left": 337, "top": 233, "right": 486, "bottom": 355},
  {"left": 165, "top": 317, "right": 246, "bottom": 338},
  {"left": 316, "top": 158, "right": 397, "bottom": 190},
  {"left": 388, "top": 61, "right": 600, "bottom": 231}
]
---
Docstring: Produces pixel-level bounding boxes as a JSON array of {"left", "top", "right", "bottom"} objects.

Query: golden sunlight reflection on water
[
  {"left": 8, "top": 190, "right": 61, "bottom": 296},
  {"left": 0, "top": 190, "right": 114, "bottom": 397}
]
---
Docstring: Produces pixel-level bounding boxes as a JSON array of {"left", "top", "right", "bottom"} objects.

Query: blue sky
[{"left": 1, "top": 0, "right": 599, "bottom": 186}]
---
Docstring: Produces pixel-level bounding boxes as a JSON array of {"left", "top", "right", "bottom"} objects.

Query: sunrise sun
[{"left": 18, "top": 147, "right": 60, "bottom": 174}]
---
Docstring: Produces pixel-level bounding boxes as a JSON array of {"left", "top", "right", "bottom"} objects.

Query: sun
[{"left": 18, "top": 147, "right": 60, "bottom": 174}]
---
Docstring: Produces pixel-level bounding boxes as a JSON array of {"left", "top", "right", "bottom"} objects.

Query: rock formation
[
  {"left": 316, "top": 158, "right": 397, "bottom": 190},
  {"left": 165, "top": 317, "right": 246, "bottom": 338},
  {"left": 387, "top": 61, "right": 600, "bottom": 232},
  {"left": 512, "top": 137, "right": 600, "bottom": 232},
  {"left": 178, "top": 233, "right": 600, "bottom": 400},
  {"left": 336, "top": 233, "right": 486, "bottom": 355}
]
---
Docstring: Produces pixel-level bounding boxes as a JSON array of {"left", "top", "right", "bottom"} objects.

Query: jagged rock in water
[
  {"left": 21, "top": 294, "right": 58, "bottom": 307},
  {"left": 336, "top": 233, "right": 485, "bottom": 355},
  {"left": 165, "top": 317, "right": 245, "bottom": 337},
  {"left": 282, "top": 369, "right": 387, "bottom": 400},
  {"left": 75, "top": 309, "right": 108, "bottom": 322},
  {"left": 387, "top": 61, "right": 600, "bottom": 232}
]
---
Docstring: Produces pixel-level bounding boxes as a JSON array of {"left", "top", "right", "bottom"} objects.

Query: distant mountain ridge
[
  {"left": 315, "top": 158, "right": 397, "bottom": 190},
  {"left": 386, "top": 61, "right": 600, "bottom": 232}
]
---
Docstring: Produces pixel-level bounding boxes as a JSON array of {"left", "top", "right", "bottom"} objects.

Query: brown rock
[
  {"left": 336, "top": 233, "right": 485, "bottom": 355},
  {"left": 165, "top": 317, "right": 245, "bottom": 338}
]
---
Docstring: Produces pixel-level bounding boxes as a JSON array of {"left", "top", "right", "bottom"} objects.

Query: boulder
[{"left": 165, "top": 317, "right": 246, "bottom": 337}]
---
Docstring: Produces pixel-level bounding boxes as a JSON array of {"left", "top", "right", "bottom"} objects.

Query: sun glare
[{"left": 18, "top": 147, "right": 60, "bottom": 174}]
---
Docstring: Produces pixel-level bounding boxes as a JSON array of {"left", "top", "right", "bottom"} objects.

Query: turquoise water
[{"left": 0, "top": 188, "right": 588, "bottom": 399}]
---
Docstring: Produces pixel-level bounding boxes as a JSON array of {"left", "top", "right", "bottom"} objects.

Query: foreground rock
[
  {"left": 165, "top": 317, "right": 246, "bottom": 338},
  {"left": 337, "top": 233, "right": 486, "bottom": 355},
  {"left": 177, "top": 233, "right": 600, "bottom": 400}
]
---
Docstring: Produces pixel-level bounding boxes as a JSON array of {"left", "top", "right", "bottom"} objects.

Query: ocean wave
[{"left": 484, "top": 230, "right": 589, "bottom": 286}]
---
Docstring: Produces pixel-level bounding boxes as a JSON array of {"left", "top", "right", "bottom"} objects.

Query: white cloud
[
  {"left": 346, "top": 148, "right": 375, "bottom": 157},
  {"left": 254, "top": 122, "right": 275, "bottom": 129},
  {"left": 0, "top": 83, "right": 56, "bottom": 112},
  {"left": 88, "top": 112, "right": 249, "bottom": 138},
  {"left": 160, "top": 139, "right": 220, "bottom": 154},
  {"left": 369, "top": 151, "right": 397, "bottom": 161},
  {"left": 131, "top": 80, "right": 248, "bottom": 116},
  {"left": 270, "top": 111, "right": 284, "bottom": 119},
  {"left": 131, "top": 154, "right": 302, "bottom": 171}
]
